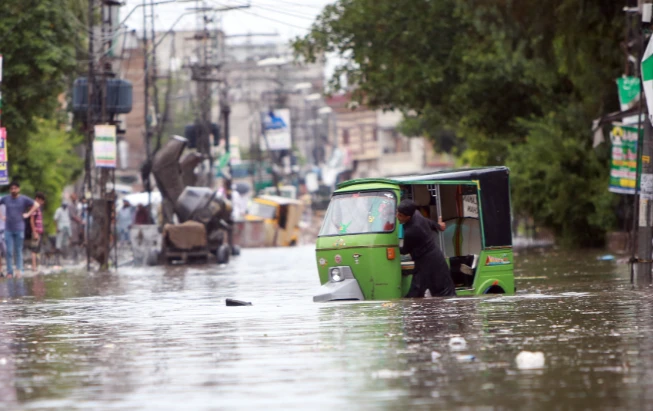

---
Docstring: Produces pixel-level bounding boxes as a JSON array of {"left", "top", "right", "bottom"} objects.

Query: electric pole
[
  {"left": 633, "top": 0, "right": 653, "bottom": 285},
  {"left": 85, "top": 0, "right": 95, "bottom": 271}
]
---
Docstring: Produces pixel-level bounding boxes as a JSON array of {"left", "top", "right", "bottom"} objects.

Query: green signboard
[
  {"left": 617, "top": 76, "right": 641, "bottom": 111},
  {"left": 610, "top": 125, "right": 641, "bottom": 195}
]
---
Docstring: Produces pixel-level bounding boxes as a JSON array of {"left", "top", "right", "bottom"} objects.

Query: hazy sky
[{"left": 122, "top": 0, "right": 332, "bottom": 44}]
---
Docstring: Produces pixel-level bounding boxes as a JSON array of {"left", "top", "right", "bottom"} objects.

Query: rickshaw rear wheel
[{"left": 484, "top": 285, "right": 505, "bottom": 294}]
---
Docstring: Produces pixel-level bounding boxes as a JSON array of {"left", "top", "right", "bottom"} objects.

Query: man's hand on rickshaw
[{"left": 438, "top": 216, "right": 446, "bottom": 231}]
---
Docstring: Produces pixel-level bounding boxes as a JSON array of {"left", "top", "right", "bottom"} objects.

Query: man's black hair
[
  {"left": 8, "top": 181, "right": 19, "bottom": 188},
  {"left": 398, "top": 199, "right": 417, "bottom": 216},
  {"left": 35, "top": 192, "right": 46, "bottom": 201}
]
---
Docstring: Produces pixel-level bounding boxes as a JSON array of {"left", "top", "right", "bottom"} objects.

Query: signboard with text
[
  {"left": 261, "top": 109, "right": 292, "bottom": 151},
  {"left": 609, "top": 125, "right": 640, "bottom": 195},
  {"left": 93, "top": 125, "right": 117, "bottom": 168},
  {"left": 0, "top": 128, "right": 8, "bottom": 185}
]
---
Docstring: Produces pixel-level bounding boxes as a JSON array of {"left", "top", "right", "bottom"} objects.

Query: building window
[{"left": 382, "top": 129, "right": 411, "bottom": 154}]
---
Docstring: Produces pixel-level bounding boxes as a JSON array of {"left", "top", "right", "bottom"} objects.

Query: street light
[
  {"left": 293, "top": 82, "right": 312, "bottom": 92},
  {"left": 257, "top": 57, "right": 291, "bottom": 67},
  {"left": 304, "top": 93, "right": 322, "bottom": 102}
]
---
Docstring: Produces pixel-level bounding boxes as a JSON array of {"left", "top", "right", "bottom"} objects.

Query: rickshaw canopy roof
[{"left": 335, "top": 166, "right": 512, "bottom": 247}]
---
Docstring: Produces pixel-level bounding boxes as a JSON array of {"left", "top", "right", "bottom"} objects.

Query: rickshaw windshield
[
  {"left": 319, "top": 191, "right": 396, "bottom": 236},
  {"left": 248, "top": 201, "right": 277, "bottom": 219}
]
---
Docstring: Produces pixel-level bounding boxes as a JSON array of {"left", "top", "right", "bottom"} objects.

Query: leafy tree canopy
[
  {"left": 295, "top": 0, "right": 625, "bottom": 245},
  {"left": 0, "top": 0, "right": 86, "bottom": 231}
]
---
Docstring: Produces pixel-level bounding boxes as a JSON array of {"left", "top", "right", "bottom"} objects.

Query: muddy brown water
[{"left": 0, "top": 246, "right": 651, "bottom": 410}]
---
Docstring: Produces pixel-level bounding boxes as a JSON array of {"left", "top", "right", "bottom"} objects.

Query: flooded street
[{"left": 0, "top": 246, "right": 652, "bottom": 410}]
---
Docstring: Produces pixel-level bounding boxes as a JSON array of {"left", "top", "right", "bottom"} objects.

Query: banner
[
  {"left": 93, "top": 124, "right": 117, "bottom": 168},
  {"left": 261, "top": 109, "right": 292, "bottom": 151},
  {"left": 617, "top": 76, "right": 641, "bottom": 111},
  {"left": 609, "top": 125, "right": 640, "bottom": 194},
  {"left": 0, "top": 128, "right": 8, "bottom": 185},
  {"left": 642, "top": 38, "right": 653, "bottom": 124}
]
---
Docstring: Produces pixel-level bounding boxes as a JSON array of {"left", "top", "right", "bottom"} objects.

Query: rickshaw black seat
[{"left": 449, "top": 255, "right": 476, "bottom": 287}]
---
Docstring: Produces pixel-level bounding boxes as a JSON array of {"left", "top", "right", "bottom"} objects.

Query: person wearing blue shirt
[{"left": 0, "top": 181, "right": 40, "bottom": 277}]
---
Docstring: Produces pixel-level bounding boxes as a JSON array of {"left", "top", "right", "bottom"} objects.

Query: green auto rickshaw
[{"left": 313, "top": 166, "right": 515, "bottom": 302}]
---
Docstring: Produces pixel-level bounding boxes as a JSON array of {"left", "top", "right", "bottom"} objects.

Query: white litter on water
[
  {"left": 431, "top": 351, "right": 442, "bottom": 361},
  {"left": 516, "top": 351, "right": 545, "bottom": 370},
  {"left": 448, "top": 336, "right": 468, "bottom": 351},
  {"left": 372, "top": 369, "right": 414, "bottom": 379}
]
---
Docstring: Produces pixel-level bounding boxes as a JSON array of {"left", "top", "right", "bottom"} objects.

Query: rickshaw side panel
[{"left": 472, "top": 249, "right": 515, "bottom": 295}]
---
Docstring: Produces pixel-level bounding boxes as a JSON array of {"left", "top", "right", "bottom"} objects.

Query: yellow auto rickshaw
[{"left": 244, "top": 195, "right": 302, "bottom": 247}]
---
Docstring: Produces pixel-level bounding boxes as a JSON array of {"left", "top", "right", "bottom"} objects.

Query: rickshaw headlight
[{"left": 330, "top": 268, "right": 343, "bottom": 282}]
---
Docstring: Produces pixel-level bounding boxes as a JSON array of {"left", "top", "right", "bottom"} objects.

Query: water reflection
[{"left": 0, "top": 247, "right": 651, "bottom": 409}]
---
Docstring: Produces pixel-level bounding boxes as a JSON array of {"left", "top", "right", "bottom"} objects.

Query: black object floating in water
[{"left": 226, "top": 298, "right": 252, "bottom": 306}]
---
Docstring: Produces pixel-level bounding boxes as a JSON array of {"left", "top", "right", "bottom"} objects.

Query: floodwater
[{"left": 0, "top": 246, "right": 652, "bottom": 410}]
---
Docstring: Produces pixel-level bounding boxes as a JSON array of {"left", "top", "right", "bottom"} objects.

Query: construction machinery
[{"left": 131, "top": 135, "right": 235, "bottom": 265}]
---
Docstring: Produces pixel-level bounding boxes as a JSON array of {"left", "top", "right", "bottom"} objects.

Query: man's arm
[
  {"left": 428, "top": 216, "right": 446, "bottom": 232},
  {"left": 399, "top": 225, "right": 415, "bottom": 255},
  {"left": 22, "top": 197, "right": 39, "bottom": 219},
  {"left": 70, "top": 206, "right": 83, "bottom": 224},
  {"left": 30, "top": 213, "right": 38, "bottom": 239}
]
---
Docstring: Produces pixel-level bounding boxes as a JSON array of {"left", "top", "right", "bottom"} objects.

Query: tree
[
  {"left": 11, "top": 119, "right": 83, "bottom": 233},
  {"left": 295, "top": 0, "right": 625, "bottom": 245},
  {"left": 0, "top": 0, "right": 86, "bottom": 230}
]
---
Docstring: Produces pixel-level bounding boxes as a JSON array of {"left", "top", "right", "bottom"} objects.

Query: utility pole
[
  {"left": 82, "top": 0, "right": 122, "bottom": 271},
  {"left": 634, "top": 0, "right": 653, "bottom": 285},
  {"left": 142, "top": 0, "right": 153, "bottom": 217},
  {"left": 85, "top": 0, "right": 95, "bottom": 271},
  {"left": 187, "top": 3, "right": 250, "bottom": 187}
]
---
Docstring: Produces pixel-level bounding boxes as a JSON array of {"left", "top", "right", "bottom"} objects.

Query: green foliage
[
  {"left": 295, "top": 0, "right": 625, "bottom": 246},
  {"left": 11, "top": 119, "right": 83, "bottom": 234},
  {"left": 0, "top": 0, "right": 86, "bottom": 233},
  {"left": 508, "top": 109, "right": 617, "bottom": 246}
]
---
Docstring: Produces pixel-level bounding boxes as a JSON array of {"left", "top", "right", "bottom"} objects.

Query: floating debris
[
  {"left": 516, "top": 351, "right": 545, "bottom": 370},
  {"left": 448, "top": 336, "right": 468, "bottom": 351},
  {"left": 226, "top": 299, "right": 252, "bottom": 306}
]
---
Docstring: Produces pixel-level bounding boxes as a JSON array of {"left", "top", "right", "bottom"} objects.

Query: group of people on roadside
[
  {"left": 116, "top": 200, "right": 152, "bottom": 246},
  {"left": 0, "top": 181, "right": 88, "bottom": 277}
]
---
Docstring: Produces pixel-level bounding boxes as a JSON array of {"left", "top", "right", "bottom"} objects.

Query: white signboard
[
  {"left": 642, "top": 173, "right": 653, "bottom": 200},
  {"left": 93, "top": 124, "right": 117, "bottom": 168},
  {"left": 463, "top": 194, "right": 479, "bottom": 218},
  {"left": 261, "top": 109, "right": 292, "bottom": 151}
]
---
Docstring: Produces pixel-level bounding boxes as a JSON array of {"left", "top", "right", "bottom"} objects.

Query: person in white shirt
[{"left": 54, "top": 202, "right": 72, "bottom": 256}]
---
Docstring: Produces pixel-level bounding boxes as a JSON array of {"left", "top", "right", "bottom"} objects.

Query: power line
[
  {"left": 210, "top": 0, "right": 320, "bottom": 22},
  {"left": 209, "top": 2, "right": 317, "bottom": 31},
  {"left": 251, "top": 0, "right": 326, "bottom": 10}
]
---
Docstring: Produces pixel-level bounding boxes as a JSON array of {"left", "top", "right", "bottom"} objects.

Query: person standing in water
[
  {"left": 28, "top": 192, "right": 46, "bottom": 272},
  {"left": 397, "top": 199, "right": 456, "bottom": 298},
  {"left": 0, "top": 181, "right": 41, "bottom": 277}
]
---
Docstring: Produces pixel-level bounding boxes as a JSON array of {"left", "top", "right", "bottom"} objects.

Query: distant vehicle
[
  {"left": 133, "top": 136, "right": 235, "bottom": 266},
  {"left": 313, "top": 167, "right": 515, "bottom": 302},
  {"left": 242, "top": 195, "right": 302, "bottom": 247},
  {"left": 260, "top": 185, "right": 297, "bottom": 200}
]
